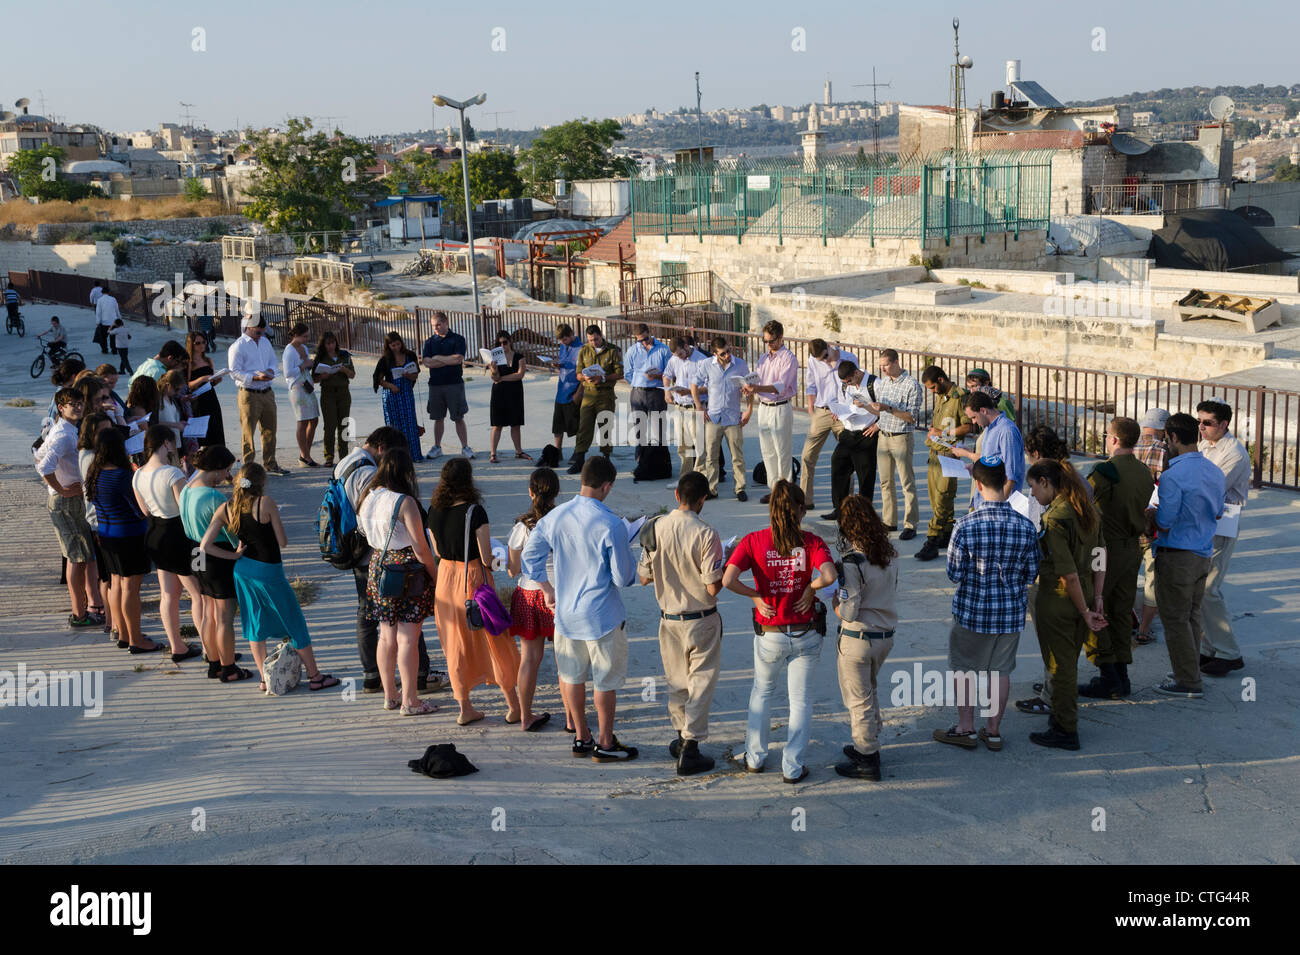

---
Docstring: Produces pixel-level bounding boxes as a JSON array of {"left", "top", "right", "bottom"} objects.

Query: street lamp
[{"left": 433, "top": 92, "right": 487, "bottom": 316}]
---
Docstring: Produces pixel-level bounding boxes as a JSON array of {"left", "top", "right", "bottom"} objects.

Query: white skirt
[{"left": 289, "top": 383, "right": 320, "bottom": 421}]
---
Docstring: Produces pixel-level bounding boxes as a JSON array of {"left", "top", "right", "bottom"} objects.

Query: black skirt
[
  {"left": 196, "top": 541, "right": 238, "bottom": 599},
  {"left": 190, "top": 378, "right": 227, "bottom": 449},
  {"left": 145, "top": 515, "right": 196, "bottom": 576},
  {"left": 490, "top": 380, "right": 525, "bottom": 427},
  {"left": 99, "top": 533, "right": 151, "bottom": 578}
]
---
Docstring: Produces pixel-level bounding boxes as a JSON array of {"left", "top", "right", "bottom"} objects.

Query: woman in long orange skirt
[{"left": 427, "top": 457, "right": 521, "bottom": 724}]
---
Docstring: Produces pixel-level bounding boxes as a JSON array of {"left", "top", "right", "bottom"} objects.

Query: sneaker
[
  {"left": 592, "top": 735, "right": 639, "bottom": 762},
  {"left": 265, "top": 464, "right": 288, "bottom": 476},
  {"left": 736, "top": 490, "right": 748, "bottom": 502},
  {"left": 1154, "top": 680, "right": 1203, "bottom": 698},
  {"left": 572, "top": 737, "right": 597, "bottom": 758},
  {"left": 898, "top": 527, "right": 917, "bottom": 541},
  {"left": 68, "top": 613, "right": 98, "bottom": 628},
  {"left": 1200, "top": 657, "right": 1243, "bottom": 677},
  {"left": 428, "top": 447, "right": 443, "bottom": 461},
  {"left": 835, "top": 749, "right": 881, "bottom": 780},
  {"left": 729, "top": 752, "right": 764, "bottom": 773},
  {"left": 461, "top": 446, "right": 475, "bottom": 460}
]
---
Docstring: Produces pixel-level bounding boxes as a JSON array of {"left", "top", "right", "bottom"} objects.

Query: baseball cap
[{"left": 1139, "top": 408, "right": 1169, "bottom": 430}]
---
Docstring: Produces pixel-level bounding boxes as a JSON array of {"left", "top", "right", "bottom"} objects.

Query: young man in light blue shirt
[
  {"left": 691, "top": 336, "right": 753, "bottom": 501},
  {"left": 522, "top": 455, "right": 640, "bottom": 761},
  {"left": 541, "top": 323, "right": 580, "bottom": 468},
  {"left": 623, "top": 323, "right": 672, "bottom": 470}
]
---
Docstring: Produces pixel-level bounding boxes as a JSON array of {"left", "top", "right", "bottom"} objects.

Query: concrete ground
[{"left": 1, "top": 302, "right": 1297, "bottom": 864}]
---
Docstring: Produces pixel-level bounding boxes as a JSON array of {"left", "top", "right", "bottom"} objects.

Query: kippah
[{"left": 978, "top": 454, "right": 1003, "bottom": 467}]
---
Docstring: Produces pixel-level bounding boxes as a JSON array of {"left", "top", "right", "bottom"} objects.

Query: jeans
[{"left": 746, "top": 630, "right": 824, "bottom": 778}]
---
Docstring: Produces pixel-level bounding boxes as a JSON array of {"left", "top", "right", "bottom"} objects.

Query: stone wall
[
  {"left": 115, "top": 241, "right": 224, "bottom": 284},
  {"left": 635, "top": 230, "right": 1046, "bottom": 302},
  {"left": 28, "top": 215, "right": 247, "bottom": 244},
  {"left": 0, "top": 241, "right": 116, "bottom": 280},
  {"left": 752, "top": 289, "right": 1271, "bottom": 379}
]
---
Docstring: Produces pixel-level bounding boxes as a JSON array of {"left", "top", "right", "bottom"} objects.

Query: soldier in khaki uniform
[
  {"left": 568, "top": 325, "right": 623, "bottom": 474},
  {"left": 1025, "top": 460, "right": 1107, "bottom": 750},
  {"left": 1082, "top": 417, "right": 1154, "bottom": 700},
  {"left": 637, "top": 471, "right": 725, "bottom": 775},
  {"left": 917, "top": 366, "right": 972, "bottom": 561}
]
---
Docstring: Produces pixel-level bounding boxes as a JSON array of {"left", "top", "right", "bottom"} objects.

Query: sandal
[
  {"left": 978, "top": 727, "right": 1003, "bottom": 751},
  {"left": 401, "top": 701, "right": 438, "bottom": 716},
  {"left": 171, "top": 644, "right": 203, "bottom": 664},
  {"left": 1134, "top": 631, "right": 1157, "bottom": 645},
  {"left": 524, "top": 713, "right": 551, "bottom": 732},
  {"left": 220, "top": 666, "right": 255, "bottom": 683},
  {"left": 1015, "top": 697, "right": 1051, "bottom": 715},
  {"left": 308, "top": 672, "right": 340, "bottom": 690},
  {"left": 515, "top": 451, "right": 534, "bottom": 462},
  {"left": 489, "top": 454, "right": 500, "bottom": 464}
]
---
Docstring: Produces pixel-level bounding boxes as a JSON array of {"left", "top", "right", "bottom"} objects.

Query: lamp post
[{"left": 433, "top": 92, "right": 487, "bottom": 316}]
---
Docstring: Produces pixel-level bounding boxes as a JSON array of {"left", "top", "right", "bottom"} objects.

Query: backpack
[{"left": 318, "top": 456, "right": 370, "bottom": 570}]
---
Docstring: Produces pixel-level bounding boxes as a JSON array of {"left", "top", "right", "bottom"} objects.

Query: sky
[{"left": 8, "top": 0, "right": 1295, "bottom": 138}]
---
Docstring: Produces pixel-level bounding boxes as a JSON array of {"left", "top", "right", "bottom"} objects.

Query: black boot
[
  {"left": 676, "top": 739, "right": 715, "bottom": 776},
  {"left": 1029, "top": 720, "right": 1081, "bottom": 750},
  {"left": 566, "top": 452, "right": 585, "bottom": 475},
  {"left": 668, "top": 731, "right": 683, "bottom": 759},
  {"left": 834, "top": 748, "right": 882, "bottom": 780},
  {"left": 1078, "top": 662, "right": 1120, "bottom": 699},
  {"left": 914, "top": 537, "right": 941, "bottom": 561},
  {"left": 1113, "top": 662, "right": 1131, "bottom": 697},
  {"left": 938, "top": 530, "right": 952, "bottom": 547}
]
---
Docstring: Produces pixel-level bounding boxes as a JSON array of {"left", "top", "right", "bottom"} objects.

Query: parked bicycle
[
  {"left": 4, "top": 307, "right": 24, "bottom": 336},
  {"left": 401, "top": 251, "right": 436, "bottom": 277},
  {"left": 31, "top": 339, "right": 83, "bottom": 379},
  {"left": 648, "top": 285, "right": 687, "bottom": 307}
]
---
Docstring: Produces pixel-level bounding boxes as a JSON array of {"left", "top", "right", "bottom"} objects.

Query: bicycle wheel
[
  {"left": 65, "top": 350, "right": 84, "bottom": 365},
  {"left": 16, "top": 317, "right": 25, "bottom": 337},
  {"left": 30, "top": 354, "right": 45, "bottom": 378},
  {"left": 667, "top": 288, "right": 686, "bottom": 307},
  {"left": 649, "top": 290, "right": 665, "bottom": 307}
]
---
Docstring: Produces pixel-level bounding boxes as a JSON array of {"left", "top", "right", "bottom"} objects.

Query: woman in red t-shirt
[{"left": 723, "top": 480, "right": 836, "bottom": 783}]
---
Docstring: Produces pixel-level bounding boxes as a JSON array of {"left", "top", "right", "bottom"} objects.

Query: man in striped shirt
[{"left": 867, "top": 349, "right": 925, "bottom": 540}]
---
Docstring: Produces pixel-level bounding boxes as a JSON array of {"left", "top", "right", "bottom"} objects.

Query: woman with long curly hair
[
  {"left": 831, "top": 494, "right": 898, "bottom": 780},
  {"left": 723, "top": 479, "right": 837, "bottom": 783},
  {"left": 427, "top": 457, "right": 520, "bottom": 724}
]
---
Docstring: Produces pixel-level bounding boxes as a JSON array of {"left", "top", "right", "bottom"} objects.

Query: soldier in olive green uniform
[
  {"left": 568, "top": 326, "right": 624, "bottom": 474},
  {"left": 1027, "top": 460, "right": 1108, "bottom": 750},
  {"left": 1082, "top": 417, "right": 1155, "bottom": 699},
  {"left": 917, "top": 367, "right": 973, "bottom": 561}
]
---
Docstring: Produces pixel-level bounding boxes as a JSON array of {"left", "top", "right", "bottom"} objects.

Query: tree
[
  {"left": 1286, "top": 101, "right": 1300, "bottom": 120},
  {"left": 243, "top": 117, "right": 379, "bottom": 234},
  {"left": 1274, "top": 159, "right": 1300, "bottom": 182},
  {"left": 7, "top": 145, "right": 97, "bottom": 201},
  {"left": 517, "top": 118, "right": 634, "bottom": 197},
  {"left": 382, "top": 149, "right": 524, "bottom": 221},
  {"left": 451, "top": 117, "right": 477, "bottom": 144},
  {"left": 183, "top": 176, "right": 209, "bottom": 200}
]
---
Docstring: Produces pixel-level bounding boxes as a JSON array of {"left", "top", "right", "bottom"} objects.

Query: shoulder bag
[
  {"left": 463, "top": 503, "right": 512, "bottom": 635},
  {"left": 377, "top": 494, "right": 428, "bottom": 599}
]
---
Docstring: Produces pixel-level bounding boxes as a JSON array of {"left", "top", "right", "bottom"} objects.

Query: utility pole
[
  {"left": 853, "top": 67, "right": 893, "bottom": 154},
  {"left": 695, "top": 71, "right": 704, "bottom": 166}
]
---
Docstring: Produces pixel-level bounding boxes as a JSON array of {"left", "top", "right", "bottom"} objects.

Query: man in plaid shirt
[
  {"left": 867, "top": 349, "right": 926, "bottom": 540},
  {"left": 935, "top": 455, "right": 1040, "bottom": 751}
]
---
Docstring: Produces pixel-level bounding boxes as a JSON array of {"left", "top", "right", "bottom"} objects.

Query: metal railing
[
  {"left": 630, "top": 152, "right": 1054, "bottom": 245},
  {"left": 619, "top": 271, "right": 714, "bottom": 309},
  {"left": 1086, "top": 180, "right": 1226, "bottom": 216},
  {"left": 13, "top": 266, "right": 1299, "bottom": 491},
  {"left": 291, "top": 257, "right": 367, "bottom": 287}
]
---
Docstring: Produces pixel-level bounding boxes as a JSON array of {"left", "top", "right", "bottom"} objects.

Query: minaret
[
  {"left": 802, "top": 103, "right": 823, "bottom": 169},
  {"left": 824, "top": 77, "right": 832, "bottom": 106}
]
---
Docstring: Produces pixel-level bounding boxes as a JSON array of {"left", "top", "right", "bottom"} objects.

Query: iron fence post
[
  {"left": 1253, "top": 385, "right": 1266, "bottom": 488},
  {"left": 1014, "top": 360, "right": 1024, "bottom": 423}
]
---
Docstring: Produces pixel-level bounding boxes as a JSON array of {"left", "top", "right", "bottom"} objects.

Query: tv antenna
[
  {"left": 853, "top": 67, "right": 893, "bottom": 154},
  {"left": 483, "top": 109, "right": 515, "bottom": 131},
  {"left": 950, "top": 18, "right": 974, "bottom": 155},
  {"left": 179, "top": 101, "right": 195, "bottom": 135}
]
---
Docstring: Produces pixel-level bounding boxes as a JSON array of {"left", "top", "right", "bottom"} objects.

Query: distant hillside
[{"left": 1065, "top": 83, "right": 1300, "bottom": 123}]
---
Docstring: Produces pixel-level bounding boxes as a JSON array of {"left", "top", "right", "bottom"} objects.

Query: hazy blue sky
[{"left": 10, "top": 0, "right": 1294, "bottom": 137}]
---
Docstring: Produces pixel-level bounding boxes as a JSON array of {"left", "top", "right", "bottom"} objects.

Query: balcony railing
[{"left": 1086, "top": 180, "right": 1225, "bottom": 216}]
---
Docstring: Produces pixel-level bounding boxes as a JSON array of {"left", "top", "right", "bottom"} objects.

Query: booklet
[
  {"left": 210, "top": 368, "right": 231, "bottom": 382},
  {"left": 182, "top": 415, "right": 210, "bottom": 438},
  {"left": 124, "top": 431, "right": 145, "bottom": 455},
  {"left": 1215, "top": 502, "right": 1242, "bottom": 539},
  {"left": 479, "top": 348, "right": 494, "bottom": 365},
  {"left": 126, "top": 412, "right": 151, "bottom": 434},
  {"left": 581, "top": 365, "right": 606, "bottom": 378},
  {"left": 939, "top": 455, "right": 972, "bottom": 480},
  {"left": 729, "top": 372, "right": 761, "bottom": 386},
  {"left": 623, "top": 515, "right": 647, "bottom": 543},
  {"left": 722, "top": 534, "right": 738, "bottom": 556},
  {"left": 1008, "top": 490, "right": 1033, "bottom": 519},
  {"left": 827, "top": 400, "right": 877, "bottom": 430},
  {"left": 189, "top": 382, "right": 213, "bottom": 398}
]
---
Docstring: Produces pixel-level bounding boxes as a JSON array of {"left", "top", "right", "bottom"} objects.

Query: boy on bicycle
[{"left": 38, "top": 315, "right": 68, "bottom": 361}]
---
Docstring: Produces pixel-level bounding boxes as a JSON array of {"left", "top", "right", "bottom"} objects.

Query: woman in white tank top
[{"left": 132, "top": 424, "right": 205, "bottom": 663}]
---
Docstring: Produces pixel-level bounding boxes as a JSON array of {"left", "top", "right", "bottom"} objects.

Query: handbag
[
  {"left": 263, "top": 639, "right": 302, "bottom": 695},
  {"left": 461, "top": 503, "right": 512, "bottom": 633},
  {"left": 377, "top": 495, "right": 428, "bottom": 599}
]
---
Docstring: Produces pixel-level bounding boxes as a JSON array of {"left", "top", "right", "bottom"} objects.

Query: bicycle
[
  {"left": 648, "top": 286, "right": 687, "bottom": 307},
  {"left": 401, "top": 252, "right": 435, "bottom": 277},
  {"left": 5, "top": 306, "right": 24, "bottom": 336},
  {"left": 31, "top": 340, "right": 84, "bottom": 379}
]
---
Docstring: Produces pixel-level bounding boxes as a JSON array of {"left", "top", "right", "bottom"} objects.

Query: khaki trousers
[
  {"left": 1155, "top": 548, "right": 1210, "bottom": 691},
  {"left": 674, "top": 404, "right": 701, "bottom": 475},
  {"left": 1198, "top": 535, "right": 1241, "bottom": 660},
  {"left": 836, "top": 633, "right": 893, "bottom": 755},
  {"left": 799, "top": 407, "right": 841, "bottom": 506},
  {"left": 757, "top": 401, "right": 793, "bottom": 486},
  {"left": 877, "top": 431, "right": 919, "bottom": 530},
  {"left": 702, "top": 419, "right": 745, "bottom": 495},
  {"left": 658, "top": 613, "right": 723, "bottom": 741},
  {"left": 237, "top": 387, "right": 279, "bottom": 469}
]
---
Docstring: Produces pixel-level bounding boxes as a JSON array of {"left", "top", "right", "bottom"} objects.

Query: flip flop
[
  {"left": 524, "top": 713, "right": 551, "bottom": 732},
  {"left": 457, "top": 713, "right": 486, "bottom": 726},
  {"left": 171, "top": 644, "right": 203, "bottom": 664},
  {"left": 505, "top": 713, "right": 522, "bottom": 725}
]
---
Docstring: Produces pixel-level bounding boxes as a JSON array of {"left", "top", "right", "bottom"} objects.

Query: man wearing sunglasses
[{"left": 691, "top": 336, "right": 753, "bottom": 501}]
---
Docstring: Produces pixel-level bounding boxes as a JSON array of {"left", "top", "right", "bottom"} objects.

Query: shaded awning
[{"left": 375, "top": 194, "right": 443, "bottom": 208}]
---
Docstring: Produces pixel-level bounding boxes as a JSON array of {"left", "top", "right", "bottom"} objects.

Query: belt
[
  {"left": 1157, "top": 546, "right": 1197, "bottom": 554},
  {"left": 660, "top": 607, "right": 718, "bottom": 621},
  {"left": 760, "top": 399, "right": 789, "bottom": 407},
  {"left": 239, "top": 386, "right": 271, "bottom": 392},
  {"left": 761, "top": 623, "right": 815, "bottom": 635},
  {"left": 840, "top": 626, "right": 895, "bottom": 641},
  {"left": 880, "top": 430, "right": 909, "bottom": 437}
]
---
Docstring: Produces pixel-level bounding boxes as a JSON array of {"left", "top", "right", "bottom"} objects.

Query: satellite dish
[
  {"left": 958, "top": 55, "right": 974, "bottom": 69},
  {"left": 1209, "top": 95, "right": 1234, "bottom": 121},
  {"left": 15, "top": 97, "right": 30, "bottom": 109},
  {"left": 0, "top": 111, "right": 14, "bottom": 121}
]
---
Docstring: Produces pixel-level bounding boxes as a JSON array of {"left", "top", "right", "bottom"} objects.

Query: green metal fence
[{"left": 630, "top": 151, "right": 1053, "bottom": 245}]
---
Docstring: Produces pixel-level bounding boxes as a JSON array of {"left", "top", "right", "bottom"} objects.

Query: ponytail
[
  {"left": 228, "top": 463, "right": 266, "bottom": 538},
  {"left": 769, "top": 479, "right": 806, "bottom": 556},
  {"left": 1027, "top": 459, "right": 1098, "bottom": 536}
]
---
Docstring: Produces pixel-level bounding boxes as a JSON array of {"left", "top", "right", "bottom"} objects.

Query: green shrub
[
  {"left": 112, "top": 238, "right": 130, "bottom": 266},
  {"left": 824, "top": 308, "right": 841, "bottom": 333}
]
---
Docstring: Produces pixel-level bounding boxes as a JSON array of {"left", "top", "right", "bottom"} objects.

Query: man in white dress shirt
[
  {"left": 94, "top": 289, "right": 120, "bottom": 355},
  {"left": 228, "top": 313, "right": 285, "bottom": 474}
]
